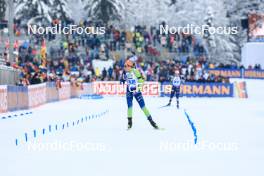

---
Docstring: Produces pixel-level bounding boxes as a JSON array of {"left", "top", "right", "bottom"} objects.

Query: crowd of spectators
[
  {"left": 1, "top": 21, "right": 262, "bottom": 86},
  {"left": 15, "top": 20, "right": 208, "bottom": 60}
]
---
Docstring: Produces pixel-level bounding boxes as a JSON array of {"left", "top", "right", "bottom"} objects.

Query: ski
[
  {"left": 156, "top": 127, "right": 165, "bottom": 130},
  {"left": 159, "top": 104, "right": 171, "bottom": 109}
]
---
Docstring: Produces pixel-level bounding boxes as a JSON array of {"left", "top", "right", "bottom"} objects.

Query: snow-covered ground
[{"left": 0, "top": 79, "right": 263, "bottom": 176}]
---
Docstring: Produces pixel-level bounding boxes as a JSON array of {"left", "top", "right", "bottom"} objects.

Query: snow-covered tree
[
  {"left": 168, "top": 0, "right": 177, "bottom": 7},
  {"left": 226, "top": 0, "right": 264, "bottom": 19},
  {"left": 222, "top": 0, "right": 264, "bottom": 63},
  {"left": 121, "top": 0, "right": 172, "bottom": 28},
  {"left": 15, "top": 0, "right": 53, "bottom": 25},
  {"left": 203, "top": 5, "right": 240, "bottom": 64},
  {"left": 0, "top": 0, "right": 6, "bottom": 20},
  {"left": 68, "top": 0, "right": 86, "bottom": 23},
  {"left": 50, "top": 0, "right": 72, "bottom": 23},
  {"left": 84, "top": 0, "right": 124, "bottom": 24},
  {"left": 167, "top": 0, "right": 241, "bottom": 64},
  {"left": 11, "top": 0, "right": 264, "bottom": 64}
]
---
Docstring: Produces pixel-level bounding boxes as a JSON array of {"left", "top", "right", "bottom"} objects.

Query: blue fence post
[
  {"left": 33, "top": 130, "right": 37, "bottom": 138},
  {"left": 25, "top": 133, "right": 28, "bottom": 142}
]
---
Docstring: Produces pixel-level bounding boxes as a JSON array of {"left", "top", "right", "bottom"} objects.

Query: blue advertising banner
[
  {"left": 161, "top": 82, "right": 234, "bottom": 97},
  {"left": 206, "top": 68, "right": 264, "bottom": 79},
  {"left": 244, "top": 69, "right": 264, "bottom": 79},
  {"left": 206, "top": 69, "right": 242, "bottom": 78}
]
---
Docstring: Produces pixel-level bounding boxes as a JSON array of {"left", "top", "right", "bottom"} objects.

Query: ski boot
[
  {"left": 166, "top": 100, "right": 171, "bottom": 106},
  {"left": 147, "top": 116, "right": 159, "bottom": 129},
  {"left": 176, "top": 100, "right": 179, "bottom": 109},
  {"left": 127, "top": 118, "right": 132, "bottom": 130}
]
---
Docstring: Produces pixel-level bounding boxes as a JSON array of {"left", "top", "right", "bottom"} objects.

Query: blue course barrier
[
  {"left": 184, "top": 110, "right": 198, "bottom": 144},
  {"left": 15, "top": 109, "right": 109, "bottom": 146},
  {"left": 79, "top": 94, "right": 103, "bottom": 100},
  {"left": 1, "top": 111, "right": 33, "bottom": 120}
]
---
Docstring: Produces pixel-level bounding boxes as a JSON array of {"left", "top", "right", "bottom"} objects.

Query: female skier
[{"left": 121, "top": 59, "right": 159, "bottom": 130}]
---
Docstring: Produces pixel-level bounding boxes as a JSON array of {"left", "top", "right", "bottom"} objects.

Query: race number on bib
[
  {"left": 128, "top": 79, "right": 137, "bottom": 90},
  {"left": 173, "top": 77, "right": 181, "bottom": 87}
]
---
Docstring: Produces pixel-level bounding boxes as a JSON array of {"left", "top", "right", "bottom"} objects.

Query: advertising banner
[{"left": 161, "top": 82, "right": 234, "bottom": 97}]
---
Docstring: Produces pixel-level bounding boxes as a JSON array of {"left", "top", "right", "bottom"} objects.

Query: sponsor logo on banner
[
  {"left": 93, "top": 81, "right": 159, "bottom": 96},
  {"left": 28, "top": 84, "right": 47, "bottom": 108},
  {"left": 207, "top": 69, "right": 264, "bottom": 79},
  {"left": 207, "top": 69, "right": 242, "bottom": 78},
  {"left": 141, "top": 82, "right": 159, "bottom": 96},
  {"left": 234, "top": 81, "right": 248, "bottom": 98},
  {"left": 0, "top": 86, "right": 8, "bottom": 113},
  {"left": 58, "top": 82, "right": 71, "bottom": 100},
  {"left": 93, "top": 81, "right": 126, "bottom": 95},
  {"left": 244, "top": 69, "right": 264, "bottom": 79},
  {"left": 161, "top": 82, "right": 234, "bottom": 97}
]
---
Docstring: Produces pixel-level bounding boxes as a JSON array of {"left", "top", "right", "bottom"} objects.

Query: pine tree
[
  {"left": 226, "top": 0, "right": 264, "bottom": 19},
  {"left": 122, "top": 0, "right": 171, "bottom": 27},
  {"left": 84, "top": 0, "right": 124, "bottom": 24},
  {"left": 168, "top": 0, "right": 241, "bottom": 64},
  {"left": 15, "top": 0, "right": 53, "bottom": 25},
  {"left": 224, "top": 0, "right": 264, "bottom": 63},
  {"left": 50, "top": 0, "right": 72, "bottom": 23},
  {"left": 202, "top": 0, "right": 241, "bottom": 64},
  {"left": 68, "top": 0, "right": 86, "bottom": 23},
  {"left": 0, "top": 0, "right": 6, "bottom": 20}
]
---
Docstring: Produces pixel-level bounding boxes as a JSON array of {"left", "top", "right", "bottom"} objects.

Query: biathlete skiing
[
  {"left": 166, "top": 70, "right": 183, "bottom": 109},
  {"left": 120, "top": 59, "right": 160, "bottom": 130}
]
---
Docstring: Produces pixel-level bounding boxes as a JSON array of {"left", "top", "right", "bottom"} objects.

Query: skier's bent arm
[{"left": 133, "top": 69, "right": 144, "bottom": 92}]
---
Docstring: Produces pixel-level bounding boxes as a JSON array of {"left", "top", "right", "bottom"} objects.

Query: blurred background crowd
[{"left": 1, "top": 21, "right": 262, "bottom": 86}]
